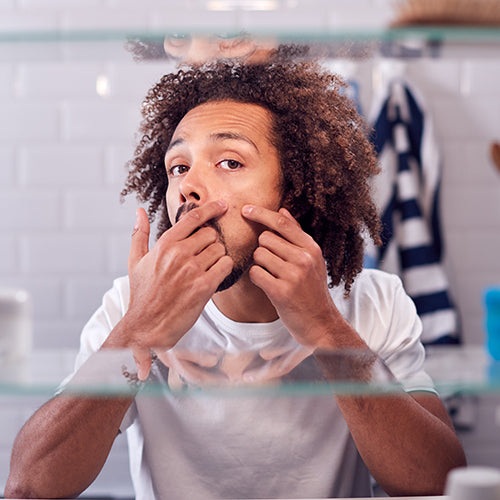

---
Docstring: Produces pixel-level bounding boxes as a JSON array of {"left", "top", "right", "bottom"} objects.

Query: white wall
[
  {"left": 1, "top": 1, "right": 500, "bottom": 497},
  {"left": 0, "top": 56, "right": 176, "bottom": 350},
  {"left": 0, "top": 54, "right": 175, "bottom": 500}
]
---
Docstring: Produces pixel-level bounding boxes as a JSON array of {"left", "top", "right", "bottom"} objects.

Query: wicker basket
[{"left": 392, "top": 0, "right": 500, "bottom": 26}]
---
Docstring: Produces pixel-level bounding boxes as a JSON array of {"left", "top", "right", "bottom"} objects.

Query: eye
[
  {"left": 217, "top": 159, "right": 243, "bottom": 170},
  {"left": 168, "top": 164, "right": 190, "bottom": 177},
  {"left": 165, "top": 34, "right": 191, "bottom": 48}
]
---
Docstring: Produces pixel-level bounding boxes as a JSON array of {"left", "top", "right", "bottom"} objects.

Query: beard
[
  {"left": 175, "top": 202, "right": 255, "bottom": 292},
  {"left": 215, "top": 246, "right": 253, "bottom": 292}
]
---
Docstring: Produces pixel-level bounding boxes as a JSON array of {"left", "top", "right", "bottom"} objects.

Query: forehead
[{"left": 170, "top": 100, "right": 275, "bottom": 147}]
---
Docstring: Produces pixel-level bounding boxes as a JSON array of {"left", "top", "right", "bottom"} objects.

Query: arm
[
  {"left": 314, "top": 320, "right": 465, "bottom": 496},
  {"left": 242, "top": 204, "right": 466, "bottom": 496},
  {"left": 5, "top": 393, "right": 133, "bottom": 499},
  {"left": 6, "top": 202, "right": 233, "bottom": 499}
]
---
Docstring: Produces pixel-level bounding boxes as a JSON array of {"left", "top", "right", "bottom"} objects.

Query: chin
[{"left": 215, "top": 255, "right": 254, "bottom": 292}]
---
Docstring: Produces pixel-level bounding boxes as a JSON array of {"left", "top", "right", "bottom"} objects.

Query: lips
[
  {"left": 175, "top": 202, "right": 199, "bottom": 224},
  {"left": 175, "top": 201, "right": 227, "bottom": 247},
  {"left": 190, "top": 221, "right": 213, "bottom": 236}
]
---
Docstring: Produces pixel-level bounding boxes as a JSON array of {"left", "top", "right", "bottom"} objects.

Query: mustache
[
  {"left": 175, "top": 202, "right": 199, "bottom": 224},
  {"left": 175, "top": 202, "right": 223, "bottom": 236}
]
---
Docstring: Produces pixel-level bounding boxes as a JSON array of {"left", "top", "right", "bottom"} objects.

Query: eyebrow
[
  {"left": 166, "top": 131, "right": 259, "bottom": 153},
  {"left": 210, "top": 132, "right": 259, "bottom": 152}
]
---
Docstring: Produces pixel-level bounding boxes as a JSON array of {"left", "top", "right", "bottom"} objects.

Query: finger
[
  {"left": 246, "top": 349, "right": 310, "bottom": 381},
  {"left": 267, "top": 350, "right": 311, "bottom": 374},
  {"left": 175, "top": 225, "right": 218, "bottom": 256},
  {"left": 133, "top": 346, "right": 152, "bottom": 381},
  {"left": 169, "top": 200, "right": 228, "bottom": 241},
  {"left": 259, "top": 346, "right": 286, "bottom": 361},
  {"left": 253, "top": 246, "right": 288, "bottom": 278},
  {"left": 248, "top": 264, "right": 280, "bottom": 297},
  {"left": 174, "top": 350, "right": 220, "bottom": 368},
  {"left": 204, "top": 255, "right": 234, "bottom": 290},
  {"left": 195, "top": 241, "right": 227, "bottom": 271},
  {"left": 156, "top": 349, "right": 220, "bottom": 369},
  {"left": 279, "top": 207, "right": 296, "bottom": 221},
  {"left": 128, "top": 208, "right": 150, "bottom": 272},
  {"left": 257, "top": 230, "right": 303, "bottom": 262},
  {"left": 242, "top": 205, "right": 310, "bottom": 247},
  {"left": 156, "top": 351, "right": 227, "bottom": 385}
]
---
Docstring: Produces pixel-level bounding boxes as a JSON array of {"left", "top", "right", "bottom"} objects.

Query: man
[{"left": 6, "top": 53, "right": 465, "bottom": 499}]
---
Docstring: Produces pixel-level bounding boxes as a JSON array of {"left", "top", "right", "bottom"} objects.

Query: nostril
[{"left": 191, "top": 192, "right": 201, "bottom": 201}]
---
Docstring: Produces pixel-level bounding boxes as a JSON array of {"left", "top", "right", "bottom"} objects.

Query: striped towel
[{"left": 368, "top": 77, "right": 459, "bottom": 345}]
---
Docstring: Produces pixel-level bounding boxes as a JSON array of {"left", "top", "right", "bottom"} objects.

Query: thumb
[
  {"left": 128, "top": 207, "right": 150, "bottom": 272},
  {"left": 133, "top": 346, "right": 152, "bottom": 381},
  {"left": 279, "top": 207, "right": 296, "bottom": 221}
]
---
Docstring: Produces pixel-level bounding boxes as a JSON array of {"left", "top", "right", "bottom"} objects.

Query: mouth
[
  {"left": 189, "top": 220, "right": 216, "bottom": 237},
  {"left": 176, "top": 202, "right": 224, "bottom": 240},
  {"left": 175, "top": 202, "right": 199, "bottom": 224}
]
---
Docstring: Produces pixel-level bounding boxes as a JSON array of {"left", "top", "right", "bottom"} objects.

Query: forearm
[
  {"left": 5, "top": 393, "right": 133, "bottom": 499},
  {"left": 333, "top": 390, "right": 465, "bottom": 496},
  {"left": 313, "top": 321, "right": 466, "bottom": 495}
]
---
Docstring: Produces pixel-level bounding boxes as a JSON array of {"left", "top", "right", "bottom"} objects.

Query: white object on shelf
[{"left": 445, "top": 466, "right": 500, "bottom": 500}]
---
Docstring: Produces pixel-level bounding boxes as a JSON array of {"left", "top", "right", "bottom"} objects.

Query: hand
[
  {"left": 242, "top": 205, "right": 340, "bottom": 349},
  {"left": 122, "top": 201, "right": 234, "bottom": 379},
  {"left": 156, "top": 349, "right": 226, "bottom": 389},
  {"left": 157, "top": 345, "right": 311, "bottom": 388}
]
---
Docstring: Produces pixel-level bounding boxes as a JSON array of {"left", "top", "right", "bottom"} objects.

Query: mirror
[{"left": 1, "top": 1, "right": 500, "bottom": 497}]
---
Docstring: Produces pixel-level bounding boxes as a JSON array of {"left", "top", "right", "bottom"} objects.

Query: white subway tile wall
[
  {"left": 1, "top": 1, "right": 500, "bottom": 497},
  {"left": 0, "top": 4, "right": 175, "bottom": 493}
]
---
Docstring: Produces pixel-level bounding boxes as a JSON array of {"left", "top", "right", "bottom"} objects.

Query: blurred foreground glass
[
  {"left": 0, "top": 289, "right": 32, "bottom": 382},
  {"left": 445, "top": 466, "right": 500, "bottom": 500}
]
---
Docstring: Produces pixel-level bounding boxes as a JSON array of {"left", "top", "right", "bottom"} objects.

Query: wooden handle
[{"left": 491, "top": 142, "right": 500, "bottom": 174}]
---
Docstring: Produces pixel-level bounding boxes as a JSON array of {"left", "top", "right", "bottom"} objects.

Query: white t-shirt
[{"left": 68, "top": 269, "right": 436, "bottom": 500}]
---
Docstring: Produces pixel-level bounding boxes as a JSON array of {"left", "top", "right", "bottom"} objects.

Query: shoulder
[
  {"left": 335, "top": 268, "right": 408, "bottom": 313},
  {"left": 79, "top": 276, "right": 130, "bottom": 353},
  {"left": 332, "top": 269, "right": 420, "bottom": 349},
  {"left": 334, "top": 270, "right": 433, "bottom": 391},
  {"left": 106, "top": 275, "right": 130, "bottom": 312}
]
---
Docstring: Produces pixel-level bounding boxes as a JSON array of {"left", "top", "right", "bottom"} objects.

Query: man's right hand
[{"left": 109, "top": 200, "right": 233, "bottom": 380}]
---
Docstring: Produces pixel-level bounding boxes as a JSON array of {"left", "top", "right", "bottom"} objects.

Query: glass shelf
[
  {"left": 1, "top": 346, "right": 499, "bottom": 398},
  {"left": 2, "top": 26, "right": 500, "bottom": 44},
  {"left": 2, "top": 26, "right": 500, "bottom": 61}
]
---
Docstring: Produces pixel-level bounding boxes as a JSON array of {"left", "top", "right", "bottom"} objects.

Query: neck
[{"left": 212, "top": 273, "right": 279, "bottom": 323}]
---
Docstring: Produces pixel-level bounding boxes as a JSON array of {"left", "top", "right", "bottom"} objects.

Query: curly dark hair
[{"left": 122, "top": 49, "right": 381, "bottom": 294}]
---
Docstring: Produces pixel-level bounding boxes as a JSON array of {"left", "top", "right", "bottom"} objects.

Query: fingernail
[
  {"left": 242, "top": 205, "right": 253, "bottom": 216},
  {"left": 138, "top": 363, "right": 150, "bottom": 381},
  {"left": 218, "top": 200, "right": 228, "bottom": 209},
  {"left": 134, "top": 209, "right": 140, "bottom": 230}
]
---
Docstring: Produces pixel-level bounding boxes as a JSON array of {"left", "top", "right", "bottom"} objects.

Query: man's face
[
  {"left": 164, "top": 100, "right": 283, "bottom": 290},
  {"left": 163, "top": 35, "right": 277, "bottom": 64}
]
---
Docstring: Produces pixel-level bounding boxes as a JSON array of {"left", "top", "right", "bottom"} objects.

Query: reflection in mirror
[
  {"left": 163, "top": 33, "right": 278, "bottom": 63},
  {"left": 4, "top": 5, "right": 500, "bottom": 496},
  {"left": 4, "top": 47, "right": 470, "bottom": 500},
  {"left": 126, "top": 32, "right": 382, "bottom": 65},
  {"left": 60, "top": 347, "right": 405, "bottom": 397}
]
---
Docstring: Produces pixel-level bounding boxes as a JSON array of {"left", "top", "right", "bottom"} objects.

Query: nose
[
  {"left": 184, "top": 37, "right": 217, "bottom": 64},
  {"left": 178, "top": 164, "right": 208, "bottom": 204}
]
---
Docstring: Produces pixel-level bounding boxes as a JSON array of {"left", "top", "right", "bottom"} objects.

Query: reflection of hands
[
  {"left": 242, "top": 205, "right": 340, "bottom": 349},
  {"left": 117, "top": 202, "right": 233, "bottom": 380},
  {"left": 156, "top": 343, "right": 312, "bottom": 389},
  {"left": 244, "top": 346, "right": 311, "bottom": 383},
  {"left": 156, "top": 349, "right": 225, "bottom": 389}
]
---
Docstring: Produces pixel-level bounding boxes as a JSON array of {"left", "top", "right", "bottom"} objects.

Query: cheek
[{"left": 165, "top": 191, "right": 178, "bottom": 225}]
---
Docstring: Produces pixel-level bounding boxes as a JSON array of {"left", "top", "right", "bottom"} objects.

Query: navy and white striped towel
[{"left": 368, "top": 78, "right": 459, "bottom": 345}]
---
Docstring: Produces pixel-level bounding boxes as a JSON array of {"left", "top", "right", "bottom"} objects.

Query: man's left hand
[{"left": 242, "top": 204, "right": 339, "bottom": 349}]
